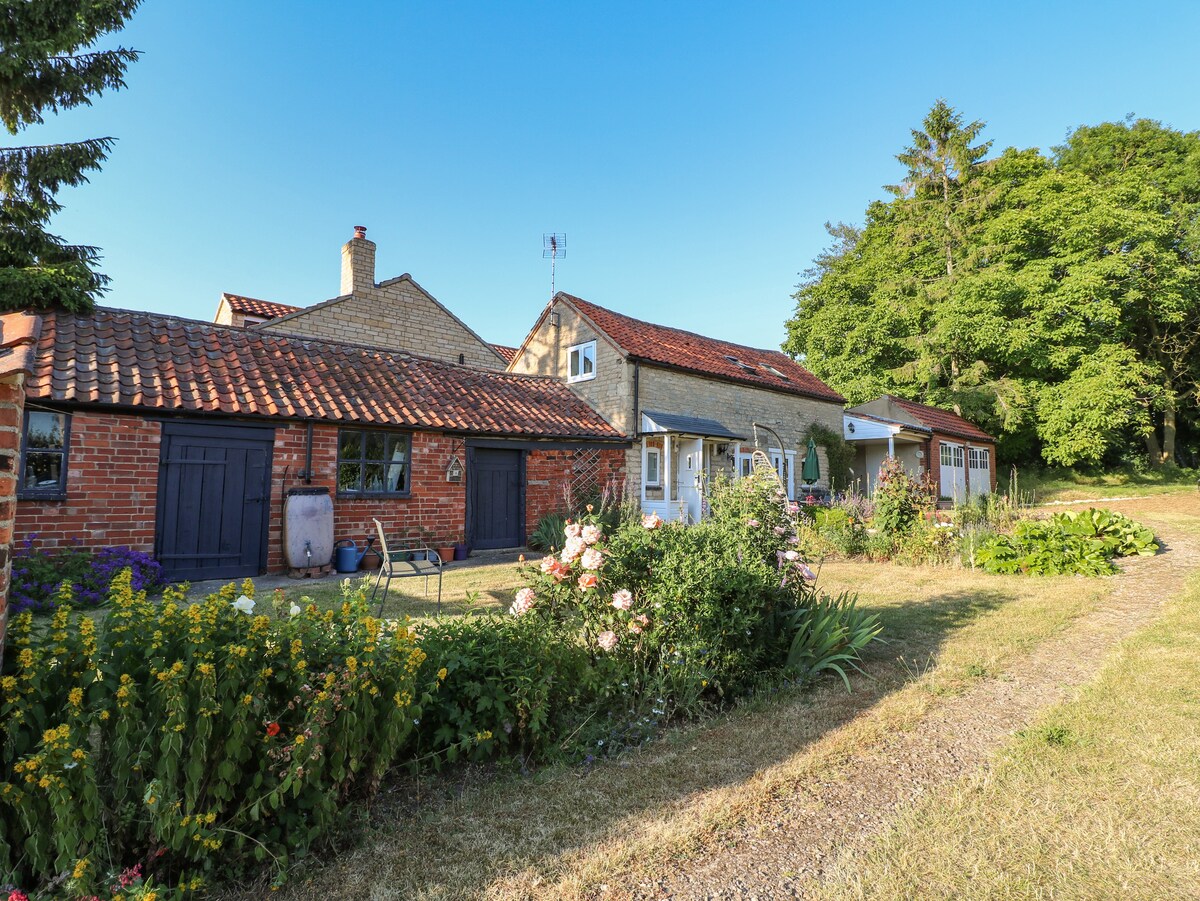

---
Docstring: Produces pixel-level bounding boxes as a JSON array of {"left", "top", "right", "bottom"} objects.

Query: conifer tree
[{"left": 0, "top": 1, "right": 143, "bottom": 312}]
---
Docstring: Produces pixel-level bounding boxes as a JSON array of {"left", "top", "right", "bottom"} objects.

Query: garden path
[{"left": 631, "top": 493, "right": 1200, "bottom": 899}]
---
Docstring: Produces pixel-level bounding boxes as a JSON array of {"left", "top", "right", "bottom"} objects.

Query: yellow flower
[
  {"left": 17, "top": 648, "right": 33, "bottom": 668},
  {"left": 243, "top": 694, "right": 254, "bottom": 706},
  {"left": 100, "top": 710, "right": 110, "bottom": 721},
  {"left": 72, "top": 857, "right": 89, "bottom": 879},
  {"left": 38, "top": 776, "right": 51, "bottom": 789},
  {"left": 144, "top": 893, "right": 158, "bottom": 901},
  {"left": 1, "top": 676, "right": 17, "bottom": 693},
  {"left": 294, "top": 735, "right": 306, "bottom": 746},
  {"left": 72, "top": 748, "right": 86, "bottom": 761},
  {"left": 437, "top": 667, "right": 448, "bottom": 681},
  {"left": 346, "top": 656, "right": 358, "bottom": 673},
  {"left": 68, "top": 687, "right": 83, "bottom": 707}
]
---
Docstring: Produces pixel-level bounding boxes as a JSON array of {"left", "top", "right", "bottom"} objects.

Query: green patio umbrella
[{"left": 801, "top": 437, "right": 820, "bottom": 485}]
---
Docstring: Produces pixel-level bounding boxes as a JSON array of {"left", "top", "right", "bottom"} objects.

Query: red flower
[
  {"left": 9, "top": 891, "right": 30, "bottom": 901},
  {"left": 266, "top": 721, "right": 281, "bottom": 737}
]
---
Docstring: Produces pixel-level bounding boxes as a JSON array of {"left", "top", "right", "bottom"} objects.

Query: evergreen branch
[{"left": 0, "top": 48, "right": 141, "bottom": 133}]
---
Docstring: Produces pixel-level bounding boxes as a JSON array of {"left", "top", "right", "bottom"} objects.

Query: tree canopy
[
  {"left": 0, "top": 1, "right": 143, "bottom": 312},
  {"left": 785, "top": 103, "right": 1200, "bottom": 468}
]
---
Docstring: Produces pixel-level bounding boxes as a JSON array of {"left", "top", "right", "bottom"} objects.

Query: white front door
[
  {"left": 939, "top": 442, "right": 966, "bottom": 501},
  {"left": 677, "top": 437, "right": 704, "bottom": 522}
]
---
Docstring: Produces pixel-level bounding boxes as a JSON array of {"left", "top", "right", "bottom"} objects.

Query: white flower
[
  {"left": 561, "top": 536, "right": 586, "bottom": 563},
  {"left": 232, "top": 595, "right": 255, "bottom": 615},
  {"left": 581, "top": 524, "right": 603, "bottom": 545},
  {"left": 642, "top": 512, "right": 664, "bottom": 530},
  {"left": 783, "top": 549, "right": 800, "bottom": 562},
  {"left": 564, "top": 522, "right": 583, "bottom": 539},
  {"left": 611, "top": 589, "right": 633, "bottom": 611},
  {"left": 580, "top": 547, "right": 605, "bottom": 571},
  {"left": 510, "top": 587, "right": 536, "bottom": 616},
  {"left": 289, "top": 603, "right": 302, "bottom": 616}
]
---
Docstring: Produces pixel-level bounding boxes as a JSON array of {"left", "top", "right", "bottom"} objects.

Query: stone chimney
[{"left": 340, "top": 225, "right": 376, "bottom": 296}]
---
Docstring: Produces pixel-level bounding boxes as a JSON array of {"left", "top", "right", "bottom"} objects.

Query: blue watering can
[{"left": 334, "top": 536, "right": 376, "bottom": 574}]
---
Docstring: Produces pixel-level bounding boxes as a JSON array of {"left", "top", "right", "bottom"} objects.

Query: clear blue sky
[{"left": 26, "top": 0, "right": 1200, "bottom": 351}]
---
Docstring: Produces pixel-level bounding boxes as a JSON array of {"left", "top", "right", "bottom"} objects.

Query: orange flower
[
  {"left": 265, "top": 722, "right": 281, "bottom": 738},
  {"left": 577, "top": 572, "right": 599, "bottom": 590}
]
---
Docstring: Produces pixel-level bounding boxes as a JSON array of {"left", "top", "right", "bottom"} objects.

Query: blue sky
[{"left": 26, "top": 1, "right": 1200, "bottom": 351}]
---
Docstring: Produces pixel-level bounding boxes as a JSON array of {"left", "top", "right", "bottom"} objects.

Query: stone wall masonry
[
  {"left": 261, "top": 279, "right": 506, "bottom": 370},
  {"left": 631, "top": 366, "right": 846, "bottom": 491},
  {"left": 508, "top": 299, "right": 632, "bottom": 434}
]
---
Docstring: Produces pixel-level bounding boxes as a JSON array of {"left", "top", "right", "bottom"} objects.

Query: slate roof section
[
  {"left": 222, "top": 293, "right": 300, "bottom": 320},
  {"left": 642, "top": 411, "right": 746, "bottom": 440},
  {"left": 490, "top": 344, "right": 519, "bottom": 364},
  {"left": 560, "top": 294, "right": 846, "bottom": 404},
  {"left": 883, "top": 395, "right": 994, "bottom": 442},
  {"left": 28, "top": 308, "right": 626, "bottom": 441}
]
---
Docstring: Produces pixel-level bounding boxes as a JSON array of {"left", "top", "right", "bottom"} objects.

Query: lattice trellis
[{"left": 570, "top": 449, "right": 603, "bottom": 499}]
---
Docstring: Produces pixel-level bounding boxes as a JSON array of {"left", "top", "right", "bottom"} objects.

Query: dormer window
[
  {"left": 568, "top": 340, "right": 597, "bottom": 383},
  {"left": 722, "top": 354, "right": 757, "bottom": 373}
]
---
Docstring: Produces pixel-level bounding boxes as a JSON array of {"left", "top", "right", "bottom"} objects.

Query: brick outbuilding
[{"left": 13, "top": 308, "right": 626, "bottom": 581}]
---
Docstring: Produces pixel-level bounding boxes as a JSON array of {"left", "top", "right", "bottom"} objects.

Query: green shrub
[
  {"left": 972, "top": 508, "right": 1157, "bottom": 576},
  {"left": 892, "top": 522, "right": 960, "bottom": 566},
  {"left": 413, "top": 614, "right": 594, "bottom": 764},
  {"left": 0, "top": 576, "right": 434, "bottom": 894},
  {"left": 516, "top": 470, "right": 882, "bottom": 715},
  {"left": 528, "top": 512, "right": 569, "bottom": 552},
  {"left": 872, "top": 456, "right": 934, "bottom": 535}
]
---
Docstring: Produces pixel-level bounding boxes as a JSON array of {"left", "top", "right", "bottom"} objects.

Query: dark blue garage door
[
  {"left": 155, "top": 422, "right": 275, "bottom": 581},
  {"left": 470, "top": 448, "right": 524, "bottom": 550}
]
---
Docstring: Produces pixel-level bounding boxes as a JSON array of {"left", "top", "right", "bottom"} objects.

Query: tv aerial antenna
[{"left": 543, "top": 233, "right": 566, "bottom": 298}]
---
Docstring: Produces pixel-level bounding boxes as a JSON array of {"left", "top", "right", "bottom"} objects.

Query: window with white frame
[
  {"left": 736, "top": 448, "right": 797, "bottom": 500},
  {"left": 645, "top": 446, "right": 662, "bottom": 486},
  {"left": 567, "top": 340, "right": 596, "bottom": 382},
  {"left": 969, "top": 448, "right": 990, "bottom": 469}
]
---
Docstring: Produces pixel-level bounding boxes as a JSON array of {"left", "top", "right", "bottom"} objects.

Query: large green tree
[
  {"left": 785, "top": 105, "right": 1200, "bottom": 468},
  {"left": 0, "top": 1, "right": 143, "bottom": 312}
]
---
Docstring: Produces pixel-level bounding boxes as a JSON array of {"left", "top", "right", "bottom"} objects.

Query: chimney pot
[{"left": 353, "top": 225, "right": 367, "bottom": 240}]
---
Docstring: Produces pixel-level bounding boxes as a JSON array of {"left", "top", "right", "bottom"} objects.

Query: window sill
[
  {"left": 18, "top": 492, "right": 67, "bottom": 502},
  {"left": 336, "top": 491, "right": 412, "bottom": 500},
  {"left": 567, "top": 373, "right": 597, "bottom": 384}
]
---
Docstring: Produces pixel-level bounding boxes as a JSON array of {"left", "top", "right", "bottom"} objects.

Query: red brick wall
[
  {"left": 524, "top": 447, "right": 627, "bottom": 536},
  {"left": 0, "top": 374, "right": 25, "bottom": 668},
  {"left": 16, "top": 410, "right": 161, "bottom": 552},
  {"left": 15, "top": 409, "right": 628, "bottom": 573},
  {"left": 268, "top": 425, "right": 468, "bottom": 569}
]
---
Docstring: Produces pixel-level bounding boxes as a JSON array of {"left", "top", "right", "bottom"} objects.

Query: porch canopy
[{"left": 641, "top": 410, "right": 745, "bottom": 441}]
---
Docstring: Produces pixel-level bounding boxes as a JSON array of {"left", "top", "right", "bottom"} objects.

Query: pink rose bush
[{"left": 510, "top": 587, "right": 536, "bottom": 616}]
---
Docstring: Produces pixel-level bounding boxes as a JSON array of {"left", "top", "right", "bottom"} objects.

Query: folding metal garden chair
[{"left": 370, "top": 518, "right": 444, "bottom": 617}]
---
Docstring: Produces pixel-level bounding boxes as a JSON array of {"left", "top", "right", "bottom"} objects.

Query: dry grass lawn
[
  {"left": 269, "top": 560, "right": 1111, "bottom": 900},
  {"left": 816, "top": 572, "right": 1200, "bottom": 900}
]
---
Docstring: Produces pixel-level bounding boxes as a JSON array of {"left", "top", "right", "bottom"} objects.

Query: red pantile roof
[
  {"left": 28, "top": 308, "right": 625, "bottom": 441},
  {"left": 222, "top": 293, "right": 300, "bottom": 320},
  {"left": 0, "top": 312, "right": 42, "bottom": 379},
  {"left": 490, "top": 343, "right": 519, "bottom": 364},
  {"left": 884, "top": 395, "right": 994, "bottom": 442},
  {"left": 560, "top": 294, "right": 845, "bottom": 404}
]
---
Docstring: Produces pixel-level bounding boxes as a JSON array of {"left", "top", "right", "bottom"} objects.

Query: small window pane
[
  {"left": 339, "top": 431, "right": 361, "bottom": 458},
  {"left": 387, "top": 436, "right": 408, "bottom": 463},
  {"left": 24, "top": 453, "right": 62, "bottom": 490},
  {"left": 582, "top": 349, "right": 594, "bottom": 375},
  {"left": 364, "top": 432, "right": 386, "bottom": 460},
  {"left": 26, "top": 412, "right": 65, "bottom": 449},
  {"left": 646, "top": 450, "right": 660, "bottom": 484},
  {"left": 362, "top": 463, "right": 386, "bottom": 492},
  {"left": 337, "top": 462, "right": 361, "bottom": 492},
  {"left": 385, "top": 462, "right": 408, "bottom": 492}
]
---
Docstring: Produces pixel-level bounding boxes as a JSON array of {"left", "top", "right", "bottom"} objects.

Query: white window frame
[
  {"left": 645, "top": 446, "right": 662, "bottom": 487},
  {"left": 567, "top": 340, "right": 597, "bottom": 383},
  {"left": 735, "top": 447, "right": 797, "bottom": 500}
]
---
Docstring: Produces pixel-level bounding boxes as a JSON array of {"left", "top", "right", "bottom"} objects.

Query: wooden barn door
[
  {"left": 469, "top": 447, "right": 524, "bottom": 550},
  {"left": 156, "top": 422, "right": 275, "bottom": 581}
]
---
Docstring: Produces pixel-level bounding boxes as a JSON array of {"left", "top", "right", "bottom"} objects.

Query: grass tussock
[{"left": 815, "top": 574, "right": 1200, "bottom": 901}]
